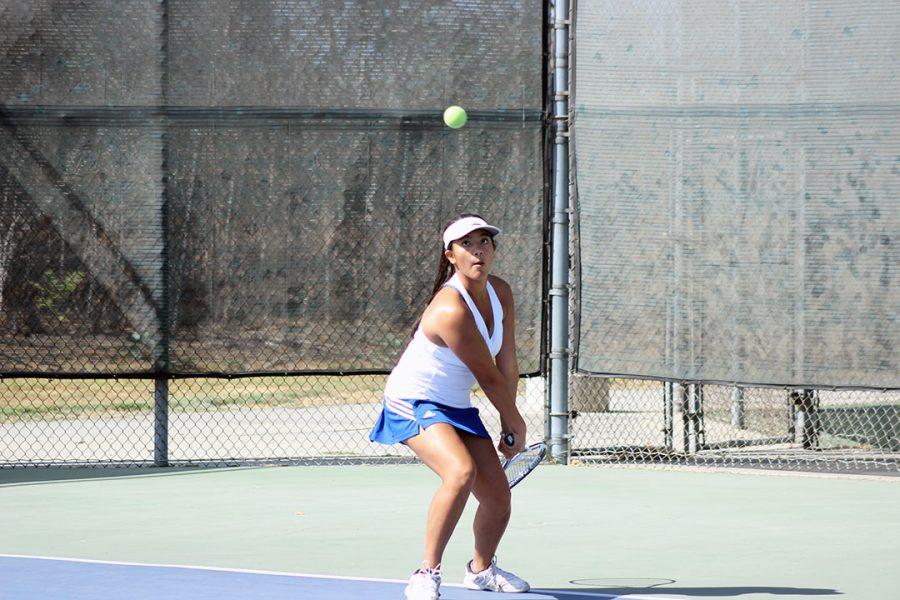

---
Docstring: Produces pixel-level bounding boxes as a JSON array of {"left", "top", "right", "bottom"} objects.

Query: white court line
[{"left": 0, "top": 554, "right": 672, "bottom": 599}]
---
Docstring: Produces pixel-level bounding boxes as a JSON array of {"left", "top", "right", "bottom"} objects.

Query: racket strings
[{"left": 503, "top": 445, "right": 546, "bottom": 486}]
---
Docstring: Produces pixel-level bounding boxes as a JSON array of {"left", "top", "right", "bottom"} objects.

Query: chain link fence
[
  {"left": 568, "top": 376, "right": 899, "bottom": 473},
  {"left": 0, "top": 375, "right": 548, "bottom": 467},
  {"left": 2, "top": 374, "right": 897, "bottom": 472},
  {"left": 2, "top": 1, "right": 897, "bottom": 475},
  {"left": 0, "top": 1, "right": 549, "bottom": 468},
  {"left": 565, "top": 0, "right": 898, "bottom": 475}
]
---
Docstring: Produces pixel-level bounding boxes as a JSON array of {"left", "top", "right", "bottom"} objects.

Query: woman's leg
[
  {"left": 459, "top": 433, "right": 512, "bottom": 572},
  {"left": 405, "top": 423, "right": 478, "bottom": 569}
]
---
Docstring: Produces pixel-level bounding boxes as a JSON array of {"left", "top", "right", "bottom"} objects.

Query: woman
[{"left": 370, "top": 213, "right": 531, "bottom": 599}]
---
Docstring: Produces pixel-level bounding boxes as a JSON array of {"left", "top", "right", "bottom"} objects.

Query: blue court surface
[{"left": 1, "top": 555, "right": 659, "bottom": 600}]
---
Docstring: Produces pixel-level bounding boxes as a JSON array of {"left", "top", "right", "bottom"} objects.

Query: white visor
[{"left": 442, "top": 216, "right": 501, "bottom": 249}]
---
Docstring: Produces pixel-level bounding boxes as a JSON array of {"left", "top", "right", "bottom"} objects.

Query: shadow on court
[
  {"left": 539, "top": 586, "right": 840, "bottom": 598},
  {"left": 0, "top": 466, "right": 243, "bottom": 486},
  {"left": 0, "top": 459, "right": 423, "bottom": 486}
]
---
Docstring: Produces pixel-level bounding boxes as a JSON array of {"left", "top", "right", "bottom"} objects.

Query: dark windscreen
[{"left": 0, "top": 0, "right": 545, "bottom": 375}]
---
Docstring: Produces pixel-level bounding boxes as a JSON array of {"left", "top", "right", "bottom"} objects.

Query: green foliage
[{"left": 31, "top": 270, "right": 85, "bottom": 322}]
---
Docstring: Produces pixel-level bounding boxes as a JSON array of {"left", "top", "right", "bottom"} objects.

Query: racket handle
[{"left": 503, "top": 433, "right": 515, "bottom": 447}]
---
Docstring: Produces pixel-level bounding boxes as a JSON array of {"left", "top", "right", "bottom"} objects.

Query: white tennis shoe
[
  {"left": 463, "top": 557, "right": 530, "bottom": 593},
  {"left": 405, "top": 563, "right": 441, "bottom": 600}
]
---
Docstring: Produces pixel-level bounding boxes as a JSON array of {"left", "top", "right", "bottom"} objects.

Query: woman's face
[{"left": 445, "top": 228, "right": 495, "bottom": 280}]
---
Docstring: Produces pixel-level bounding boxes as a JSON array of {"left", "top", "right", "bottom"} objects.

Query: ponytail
[{"left": 410, "top": 252, "right": 454, "bottom": 339}]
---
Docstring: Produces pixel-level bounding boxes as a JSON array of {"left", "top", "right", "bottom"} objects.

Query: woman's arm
[{"left": 491, "top": 276, "right": 519, "bottom": 408}]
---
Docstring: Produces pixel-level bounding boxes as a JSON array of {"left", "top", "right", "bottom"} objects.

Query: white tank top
[{"left": 383, "top": 273, "right": 504, "bottom": 409}]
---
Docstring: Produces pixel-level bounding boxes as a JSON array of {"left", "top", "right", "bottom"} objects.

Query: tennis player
[{"left": 370, "top": 213, "right": 531, "bottom": 599}]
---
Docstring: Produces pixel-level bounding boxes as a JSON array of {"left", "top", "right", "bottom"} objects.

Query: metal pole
[
  {"left": 687, "top": 384, "right": 699, "bottom": 454},
  {"left": 730, "top": 386, "right": 745, "bottom": 429},
  {"left": 787, "top": 390, "right": 796, "bottom": 437},
  {"left": 154, "top": 0, "right": 170, "bottom": 467},
  {"left": 154, "top": 377, "right": 169, "bottom": 465},
  {"left": 664, "top": 381, "right": 674, "bottom": 450},
  {"left": 677, "top": 382, "right": 689, "bottom": 453},
  {"left": 548, "top": 0, "right": 571, "bottom": 463},
  {"left": 794, "top": 389, "right": 818, "bottom": 449},
  {"left": 695, "top": 384, "right": 706, "bottom": 449}
]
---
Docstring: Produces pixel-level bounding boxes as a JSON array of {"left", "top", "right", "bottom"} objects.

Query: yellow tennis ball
[{"left": 443, "top": 105, "right": 467, "bottom": 129}]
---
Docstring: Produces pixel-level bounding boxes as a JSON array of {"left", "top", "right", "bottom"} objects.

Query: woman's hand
[{"left": 498, "top": 413, "right": 526, "bottom": 459}]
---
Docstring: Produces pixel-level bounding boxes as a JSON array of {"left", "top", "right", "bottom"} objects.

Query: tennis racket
[{"left": 501, "top": 433, "right": 547, "bottom": 489}]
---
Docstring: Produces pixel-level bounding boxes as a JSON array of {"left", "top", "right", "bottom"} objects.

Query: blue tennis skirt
[{"left": 369, "top": 398, "right": 491, "bottom": 445}]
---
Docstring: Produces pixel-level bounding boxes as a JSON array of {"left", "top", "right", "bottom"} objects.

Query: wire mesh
[
  {"left": 568, "top": 376, "right": 899, "bottom": 473},
  {"left": 571, "top": 0, "right": 899, "bottom": 388},
  {"left": 3, "top": 374, "right": 897, "bottom": 472},
  {"left": 0, "top": 375, "right": 548, "bottom": 467},
  {"left": 2, "top": 1, "right": 897, "bottom": 475},
  {"left": 0, "top": 0, "right": 549, "bottom": 469},
  {"left": 0, "top": 0, "right": 544, "bottom": 378}
]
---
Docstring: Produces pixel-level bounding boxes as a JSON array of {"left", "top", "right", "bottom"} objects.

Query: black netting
[{"left": 0, "top": 0, "right": 545, "bottom": 376}]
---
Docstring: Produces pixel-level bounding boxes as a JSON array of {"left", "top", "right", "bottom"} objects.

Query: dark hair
[{"left": 409, "top": 212, "right": 497, "bottom": 339}]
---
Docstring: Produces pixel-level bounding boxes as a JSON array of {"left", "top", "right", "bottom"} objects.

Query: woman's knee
[
  {"left": 479, "top": 483, "right": 511, "bottom": 517},
  {"left": 442, "top": 459, "right": 477, "bottom": 491}
]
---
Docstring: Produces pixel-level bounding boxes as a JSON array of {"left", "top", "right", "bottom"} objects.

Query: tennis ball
[{"left": 443, "top": 105, "right": 467, "bottom": 129}]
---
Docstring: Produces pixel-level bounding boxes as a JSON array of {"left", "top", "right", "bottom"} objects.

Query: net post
[{"left": 547, "top": 0, "right": 571, "bottom": 464}]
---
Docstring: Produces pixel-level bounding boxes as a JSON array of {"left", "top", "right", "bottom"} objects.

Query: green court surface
[{"left": 2, "top": 464, "right": 897, "bottom": 599}]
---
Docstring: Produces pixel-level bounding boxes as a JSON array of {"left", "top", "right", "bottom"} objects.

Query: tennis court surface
[{"left": 2, "top": 464, "right": 896, "bottom": 600}]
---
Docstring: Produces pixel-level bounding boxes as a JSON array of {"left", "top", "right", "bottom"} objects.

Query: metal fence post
[
  {"left": 792, "top": 389, "right": 819, "bottom": 449},
  {"left": 154, "top": 0, "right": 171, "bottom": 468},
  {"left": 695, "top": 384, "right": 706, "bottom": 450},
  {"left": 154, "top": 377, "right": 169, "bottom": 465},
  {"left": 677, "top": 382, "right": 689, "bottom": 453},
  {"left": 664, "top": 381, "right": 674, "bottom": 450},
  {"left": 687, "top": 384, "right": 699, "bottom": 454},
  {"left": 548, "top": 0, "right": 571, "bottom": 463},
  {"left": 731, "top": 386, "right": 745, "bottom": 429}
]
